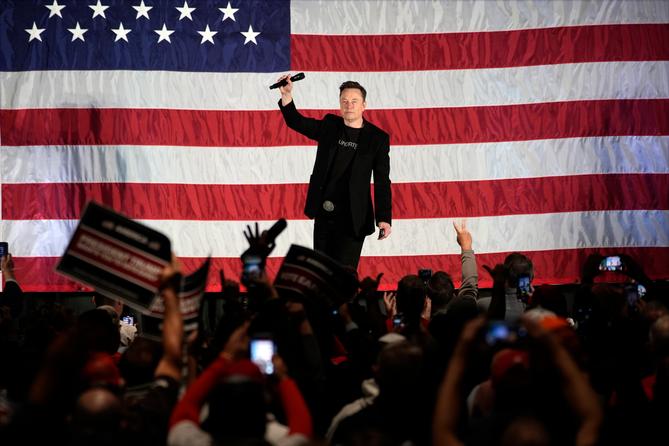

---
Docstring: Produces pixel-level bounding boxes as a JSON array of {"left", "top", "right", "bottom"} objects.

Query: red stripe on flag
[
  {"left": 3, "top": 174, "right": 668, "bottom": 220},
  {"left": 10, "top": 247, "right": 669, "bottom": 292},
  {"left": 292, "top": 24, "right": 669, "bottom": 71},
  {"left": 2, "top": 100, "right": 668, "bottom": 147}
]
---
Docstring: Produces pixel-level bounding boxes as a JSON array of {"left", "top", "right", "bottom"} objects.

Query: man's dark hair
[
  {"left": 396, "top": 275, "right": 426, "bottom": 324},
  {"left": 503, "top": 252, "right": 534, "bottom": 285},
  {"left": 118, "top": 338, "right": 162, "bottom": 387},
  {"left": 203, "top": 376, "right": 267, "bottom": 441},
  {"left": 427, "top": 271, "right": 455, "bottom": 312},
  {"left": 93, "top": 293, "right": 117, "bottom": 308},
  {"left": 339, "top": 80, "right": 367, "bottom": 101}
]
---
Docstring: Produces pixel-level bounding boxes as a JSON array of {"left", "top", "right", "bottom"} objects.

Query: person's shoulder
[
  {"left": 363, "top": 120, "right": 389, "bottom": 139},
  {"left": 477, "top": 296, "right": 491, "bottom": 307}
]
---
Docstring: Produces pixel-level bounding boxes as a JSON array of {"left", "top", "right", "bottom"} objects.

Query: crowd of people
[{"left": 0, "top": 221, "right": 667, "bottom": 445}]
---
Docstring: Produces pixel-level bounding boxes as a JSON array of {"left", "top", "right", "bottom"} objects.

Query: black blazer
[{"left": 279, "top": 100, "right": 392, "bottom": 236}]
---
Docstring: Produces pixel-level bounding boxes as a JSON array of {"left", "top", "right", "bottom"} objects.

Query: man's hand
[
  {"left": 158, "top": 254, "right": 182, "bottom": 294},
  {"left": 277, "top": 73, "right": 293, "bottom": 106},
  {"left": 453, "top": 220, "right": 472, "bottom": 251},
  {"left": 377, "top": 222, "right": 392, "bottom": 240},
  {"left": 0, "top": 253, "right": 16, "bottom": 281},
  {"left": 358, "top": 273, "right": 383, "bottom": 300},
  {"left": 222, "top": 321, "right": 250, "bottom": 361},
  {"left": 383, "top": 291, "right": 397, "bottom": 317}
]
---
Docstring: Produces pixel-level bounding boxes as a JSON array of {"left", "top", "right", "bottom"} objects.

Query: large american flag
[{"left": 1, "top": 0, "right": 668, "bottom": 292}]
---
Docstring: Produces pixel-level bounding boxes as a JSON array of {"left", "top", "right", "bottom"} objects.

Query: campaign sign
[
  {"left": 56, "top": 202, "right": 171, "bottom": 313},
  {"left": 273, "top": 244, "right": 358, "bottom": 308},
  {"left": 140, "top": 258, "right": 211, "bottom": 342}
]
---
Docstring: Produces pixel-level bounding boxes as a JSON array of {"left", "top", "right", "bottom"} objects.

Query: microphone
[{"left": 269, "top": 72, "right": 305, "bottom": 90}]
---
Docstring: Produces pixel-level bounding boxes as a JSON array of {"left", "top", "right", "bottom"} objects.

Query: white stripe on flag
[
  {"left": 4, "top": 211, "right": 668, "bottom": 258},
  {"left": 2, "top": 62, "right": 668, "bottom": 110},
  {"left": 3, "top": 136, "right": 667, "bottom": 185}
]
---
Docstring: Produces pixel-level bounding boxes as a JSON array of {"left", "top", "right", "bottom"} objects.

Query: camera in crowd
[
  {"left": 242, "top": 254, "right": 263, "bottom": 285},
  {"left": 250, "top": 334, "right": 276, "bottom": 375},
  {"left": 418, "top": 268, "right": 432, "bottom": 284},
  {"left": 598, "top": 255, "right": 624, "bottom": 272},
  {"left": 484, "top": 320, "right": 528, "bottom": 347},
  {"left": 392, "top": 313, "right": 405, "bottom": 330},
  {"left": 0, "top": 241, "right": 7, "bottom": 272}
]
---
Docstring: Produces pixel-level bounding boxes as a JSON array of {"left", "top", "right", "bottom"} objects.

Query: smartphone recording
[
  {"left": 518, "top": 275, "right": 531, "bottom": 296},
  {"left": 242, "top": 255, "right": 263, "bottom": 284},
  {"left": 0, "top": 242, "right": 8, "bottom": 271},
  {"left": 485, "top": 321, "right": 527, "bottom": 346},
  {"left": 250, "top": 338, "right": 275, "bottom": 374},
  {"left": 599, "top": 255, "right": 623, "bottom": 272}
]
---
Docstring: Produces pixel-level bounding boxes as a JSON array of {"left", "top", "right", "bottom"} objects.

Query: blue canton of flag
[{"left": 0, "top": 0, "right": 291, "bottom": 72}]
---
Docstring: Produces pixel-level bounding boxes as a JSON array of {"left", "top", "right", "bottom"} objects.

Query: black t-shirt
[{"left": 322, "top": 126, "right": 361, "bottom": 227}]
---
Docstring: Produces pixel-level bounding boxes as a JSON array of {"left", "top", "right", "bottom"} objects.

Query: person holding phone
[
  {"left": 478, "top": 252, "right": 534, "bottom": 322},
  {"left": 0, "top": 249, "right": 23, "bottom": 320},
  {"left": 168, "top": 323, "right": 313, "bottom": 445},
  {"left": 276, "top": 76, "right": 392, "bottom": 269}
]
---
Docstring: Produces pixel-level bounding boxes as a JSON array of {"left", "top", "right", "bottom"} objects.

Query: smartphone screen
[
  {"left": 485, "top": 321, "right": 526, "bottom": 346},
  {"left": 518, "top": 275, "right": 531, "bottom": 295},
  {"left": 418, "top": 269, "right": 432, "bottom": 283},
  {"left": 637, "top": 283, "right": 647, "bottom": 298},
  {"left": 0, "top": 242, "right": 7, "bottom": 271},
  {"left": 486, "top": 321, "right": 511, "bottom": 345},
  {"left": 122, "top": 316, "right": 134, "bottom": 325},
  {"left": 242, "top": 255, "right": 262, "bottom": 283},
  {"left": 599, "top": 255, "right": 623, "bottom": 271},
  {"left": 250, "top": 338, "right": 275, "bottom": 374}
]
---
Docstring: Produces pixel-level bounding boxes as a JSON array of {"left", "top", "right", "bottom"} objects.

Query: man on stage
[{"left": 277, "top": 75, "right": 392, "bottom": 269}]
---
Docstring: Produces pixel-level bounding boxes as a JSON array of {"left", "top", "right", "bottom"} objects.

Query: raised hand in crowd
[
  {"left": 1, "top": 253, "right": 16, "bottom": 282},
  {"left": 453, "top": 220, "right": 472, "bottom": 251},
  {"left": 0, "top": 252, "right": 23, "bottom": 322},
  {"left": 154, "top": 254, "right": 184, "bottom": 382}
]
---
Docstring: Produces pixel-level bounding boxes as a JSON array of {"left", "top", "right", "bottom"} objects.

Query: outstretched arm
[
  {"left": 453, "top": 221, "right": 478, "bottom": 301},
  {"left": 154, "top": 256, "right": 184, "bottom": 381},
  {"left": 433, "top": 317, "right": 486, "bottom": 446},
  {"left": 169, "top": 322, "right": 251, "bottom": 427},
  {"left": 277, "top": 73, "right": 325, "bottom": 140},
  {"left": 1, "top": 254, "right": 24, "bottom": 318},
  {"left": 523, "top": 318, "right": 603, "bottom": 446}
]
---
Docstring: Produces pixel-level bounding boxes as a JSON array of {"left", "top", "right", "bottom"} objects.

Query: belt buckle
[{"left": 323, "top": 200, "right": 335, "bottom": 212}]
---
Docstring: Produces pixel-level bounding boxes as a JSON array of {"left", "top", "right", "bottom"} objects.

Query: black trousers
[{"left": 313, "top": 216, "right": 365, "bottom": 269}]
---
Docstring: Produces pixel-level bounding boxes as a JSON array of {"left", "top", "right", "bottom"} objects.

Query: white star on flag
[
  {"left": 155, "top": 24, "right": 175, "bottom": 43},
  {"left": 25, "top": 22, "right": 46, "bottom": 42},
  {"left": 176, "top": 1, "right": 196, "bottom": 21},
  {"left": 89, "top": 0, "right": 110, "bottom": 19},
  {"left": 241, "top": 25, "right": 260, "bottom": 45},
  {"left": 112, "top": 23, "right": 132, "bottom": 42},
  {"left": 198, "top": 25, "right": 218, "bottom": 45},
  {"left": 219, "top": 2, "right": 239, "bottom": 22},
  {"left": 132, "top": 0, "right": 153, "bottom": 20},
  {"left": 67, "top": 22, "right": 88, "bottom": 42},
  {"left": 45, "top": 0, "right": 66, "bottom": 19}
]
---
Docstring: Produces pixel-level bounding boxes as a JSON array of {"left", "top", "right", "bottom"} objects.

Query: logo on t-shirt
[{"left": 338, "top": 139, "right": 358, "bottom": 150}]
